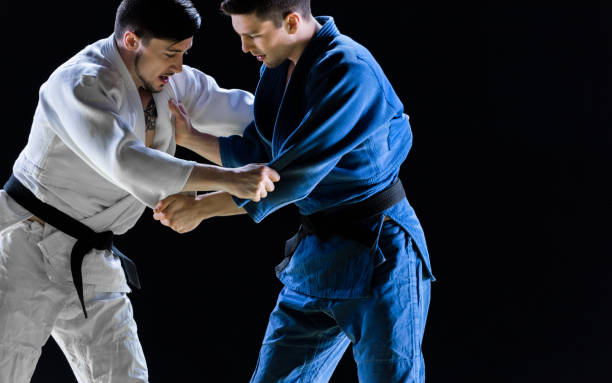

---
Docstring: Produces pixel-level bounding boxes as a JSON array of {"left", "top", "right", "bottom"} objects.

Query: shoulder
[
  {"left": 309, "top": 35, "right": 380, "bottom": 86},
  {"left": 45, "top": 41, "right": 125, "bottom": 104}
]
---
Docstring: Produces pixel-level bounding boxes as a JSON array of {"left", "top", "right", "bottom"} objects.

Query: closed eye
[{"left": 165, "top": 50, "right": 189, "bottom": 58}]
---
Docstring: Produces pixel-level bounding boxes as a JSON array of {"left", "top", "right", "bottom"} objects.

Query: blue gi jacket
[{"left": 219, "top": 16, "right": 434, "bottom": 299}]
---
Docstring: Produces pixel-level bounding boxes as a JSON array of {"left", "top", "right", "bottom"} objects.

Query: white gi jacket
[{"left": 0, "top": 35, "right": 253, "bottom": 291}]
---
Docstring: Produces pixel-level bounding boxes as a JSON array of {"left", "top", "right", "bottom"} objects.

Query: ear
[
  {"left": 284, "top": 12, "right": 301, "bottom": 35},
  {"left": 122, "top": 31, "right": 141, "bottom": 51}
]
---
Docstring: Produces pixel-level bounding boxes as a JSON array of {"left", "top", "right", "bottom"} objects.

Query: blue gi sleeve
[
  {"left": 219, "top": 121, "right": 271, "bottom": 168},
  {"left": 233, "top": 56, "right": 396, "bottom": 222}
]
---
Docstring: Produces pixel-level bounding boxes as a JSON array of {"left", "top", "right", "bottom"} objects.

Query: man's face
[
  {"left": 231, "top": 13, "right": 292, "bottom": 68},
  {"left": 133, "top": 37, "right": 192, "bottom": 93}
]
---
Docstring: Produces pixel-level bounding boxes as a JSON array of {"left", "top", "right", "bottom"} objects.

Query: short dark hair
[
  {"left": 114, "top": 0, "right": 201, "bottom": 44},
  {"left": 220, "top": 0, "right": 311, "bottom": 27}
]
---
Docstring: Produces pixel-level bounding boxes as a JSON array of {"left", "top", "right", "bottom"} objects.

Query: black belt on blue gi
[
  {"left": 278, "top": 178, "right": 406, "bottom": 273},
  {"left": 3, "top": 174, "right": 141, "bottom": 318}
]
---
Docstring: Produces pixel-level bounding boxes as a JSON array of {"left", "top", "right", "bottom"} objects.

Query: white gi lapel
[
  {"left": 102, "top": 35, "right": 147, "bottom": 143},
  {"left": 151, "top": 87, "right": 177, "bottom": 155}
]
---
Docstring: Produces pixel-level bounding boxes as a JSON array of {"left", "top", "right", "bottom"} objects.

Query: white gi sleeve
[
  {"left": 38, "top": 68, "right": 195, "bottom": 207},
  {"left": 172, "top": 65, "right": 254, "bottom": 137}
]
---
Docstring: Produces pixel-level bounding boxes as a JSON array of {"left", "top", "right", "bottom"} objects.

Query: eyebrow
[
  {"left": 235, "top": 26, "right": 261, "bottom": 36},
  {"left": 238, "top": 31, "right": 260, "bottom": 38},
  {"left": 165, "top": 47, "right": 192, "bottom": 55},
  {"left": 165, "top": 41, "right": 192, "bottom": 53}
]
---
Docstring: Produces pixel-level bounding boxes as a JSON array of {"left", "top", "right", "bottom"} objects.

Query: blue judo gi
[{"left": 219, "top": 16, "right": 435, "bottom": 382}]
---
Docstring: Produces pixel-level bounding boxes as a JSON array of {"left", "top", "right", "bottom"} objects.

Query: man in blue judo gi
[{"left": 153, "top": 0, "right": 435, "bottom": 381}]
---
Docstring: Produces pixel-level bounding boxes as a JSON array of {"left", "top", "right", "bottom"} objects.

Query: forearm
[
  {"left": 181, "top": 161, "right": 279, "bottom": 202},
  {"left": 177, "top": 130, "right": 221, "bottom": 165},
  {"left": 182, "top": 163, "right": 228, "bottom": 192},
  {"left": 197, "top": 191, "right": 246, "bottom": 219}
]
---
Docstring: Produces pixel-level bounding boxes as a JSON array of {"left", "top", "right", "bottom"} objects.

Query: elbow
[{"left": 109, "top": 141, "right": 141, "bottom": 188}]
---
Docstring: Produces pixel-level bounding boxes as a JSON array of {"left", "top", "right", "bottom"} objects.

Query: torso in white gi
[{"left": 0, "top": 34, "right": 253, "bottom": 291}]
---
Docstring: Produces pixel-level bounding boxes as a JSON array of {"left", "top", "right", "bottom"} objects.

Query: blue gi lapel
[
  {"left": 254, "top": 17, "right": 339, "bottom": 159},
  {"left": 253, "top": 61, "right": 288, "bottom": 147}
]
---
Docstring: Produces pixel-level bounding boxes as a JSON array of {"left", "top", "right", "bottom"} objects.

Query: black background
[{"left": 1, "top": 1, "right": 609, "bottom": 382}]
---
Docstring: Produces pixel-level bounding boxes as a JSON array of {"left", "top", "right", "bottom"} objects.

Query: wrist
[
  {"left": 175, "top": 127, "right": 192, "bottom": 147},
  {"left": 214, "top": 166, "right": 236, "bottom": 193},
  {"left": 195, "top": 194, "right": 212, "bottom": 220}
]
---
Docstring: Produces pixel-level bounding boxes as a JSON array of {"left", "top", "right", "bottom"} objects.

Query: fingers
[
  {"left": 154, "top": 195, "right": 177, "bottom": 213},
  {"left": 154, "top": 200, "right": 167, "bottom": 213},
  {"left": 168, "top": 100, "right": 187, "bottom": 121},
  {"left": 153, "top": 208, "right": 173, "bottom": 228},
  {"left": 258, "top": 187, "right": 267, "bottom": 200},
  {"left": 234, "top": 163, "right": 282, "bottom": 201},
  {"left": 153, "top": 195, "right": 179, "bottom": 226},
  {"left": 152, "top": 194, "right": 203, "bottom": 234},
  {"left": 257, "top": 167, "right": 277, "bottom": 199},
  {"left": 153, "top": 211, "right": 175, "bottom": 230},
  {"left": 248, "top": 165, "right": 279, "bottom": 201},
  {"left": 167, "top": 99, "right": 179, "bottom": 115},
  {"left": 152, "top": 210, "right": 172, "bottom": 229},
  {"left": 152, "top": 210, "right": 164, "bottom": 221},
  {"left": 249, "top": 180, "right": 274, "bottom": 202},
  {"left": 267, "top": 167, "right": 281, "bottom": 182},
  {"left": 264, "top": 177, "right": 275, "bottom": 193},
  {"left": 254, "top": 164, "right": 280, "bottom": 180},
  {"left": 152, "top": 207, "right": 186, "bottom": 232}
]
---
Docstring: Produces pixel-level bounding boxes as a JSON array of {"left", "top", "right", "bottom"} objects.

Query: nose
[
  {"left": 170, "top": 54, "right": 183, "bottom": 74},
  {"left": 240, "top": 36, "right": 253, "bottom": 54}
]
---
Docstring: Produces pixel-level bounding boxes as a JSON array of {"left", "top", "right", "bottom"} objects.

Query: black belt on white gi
[
  {"left": 278, "top": 178, "right": 406, "bottom": 274},
  {"left": 3, "top": 174, "right": 141, "bottom": 318}
]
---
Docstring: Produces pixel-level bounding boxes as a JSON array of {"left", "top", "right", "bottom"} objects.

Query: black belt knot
[
  {"left": 91, "top": 231, "right": 114, "bottom": 250},
  {"left": 3, "top": 174, "right": 141, "bottom": 319}
]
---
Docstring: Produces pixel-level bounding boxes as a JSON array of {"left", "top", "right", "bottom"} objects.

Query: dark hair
[
  {"left": 115, "top": 0, "right": 201, "bottom": 44},
  {"left": 220, "top": 0, "right": 311, "bottom": 27}
]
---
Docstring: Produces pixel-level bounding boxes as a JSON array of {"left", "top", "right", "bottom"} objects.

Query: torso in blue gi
[{"left": 219, "top": 16, "right": 434, "bottom": 299}]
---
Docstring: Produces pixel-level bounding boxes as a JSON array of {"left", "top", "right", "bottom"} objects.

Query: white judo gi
[{"left": 0, "top": 35, "right": 253, "bottom": 382}]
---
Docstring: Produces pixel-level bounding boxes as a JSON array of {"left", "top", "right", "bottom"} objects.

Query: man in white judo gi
[{"left": 0, "top": 0, "right": 278, "bottom": 382}]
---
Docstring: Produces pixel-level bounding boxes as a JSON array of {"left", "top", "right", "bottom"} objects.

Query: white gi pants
[{"left": 0, "top": 220, "right": 148, "bottom": 383}]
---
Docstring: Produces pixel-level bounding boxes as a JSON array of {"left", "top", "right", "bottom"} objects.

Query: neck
[
  {"left": 115, "top": 39, "right": 144, "bottom": 89},
  {"left": 287, "top": 16, "right": 322, "bottom": 65}
]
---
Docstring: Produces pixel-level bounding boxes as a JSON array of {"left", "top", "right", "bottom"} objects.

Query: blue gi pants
[{"left": 251, "top": 221, "right": 431, "bottom": 382}]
